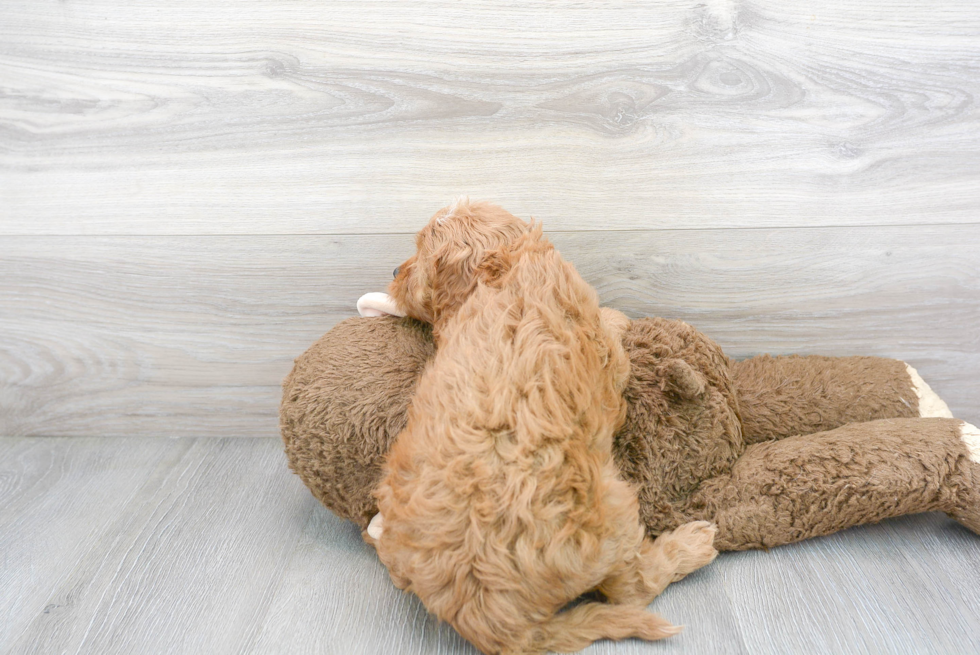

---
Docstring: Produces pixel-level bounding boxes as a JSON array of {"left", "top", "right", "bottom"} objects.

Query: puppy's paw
[{"left": 667, "top": 521, "right": 718, "bottom": 576}]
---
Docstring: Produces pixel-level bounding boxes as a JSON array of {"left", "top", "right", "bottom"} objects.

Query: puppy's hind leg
[
  {"left": 529, "top": 603, "right": 681, "bottom": 654},
  {"left": 526, "top": 522, "right": 717, "bottom": 653},
  {"left": 599, "top": 521, "right": 718, "bottom": 606}
]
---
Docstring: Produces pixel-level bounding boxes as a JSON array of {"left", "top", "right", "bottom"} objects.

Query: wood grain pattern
[
  {"left": 0, "top": 437, "right": 190, "bottom": 649},
  {"left": 2, "top": 437, "right": 313, "bottom": 655},
  {"left": 2, "top": 437, "right": 978, "bottom": 654},
  {"left": 722, "top": 515, "right": 980, "bottom": 654},
  {"left": 2, "top": 1, "right": 979, "bottom": 234},
  {"left": 2, "top": 225, "right": 977, "bottom": 438}
]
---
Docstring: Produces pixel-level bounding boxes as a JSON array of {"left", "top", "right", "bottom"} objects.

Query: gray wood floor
[{"left": 1, "top": 436, "right": 978, "bottom": 655}]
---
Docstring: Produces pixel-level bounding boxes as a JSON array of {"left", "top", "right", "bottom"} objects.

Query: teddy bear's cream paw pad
[
  {"left": 961, "top": 422, "right": 980, "bottom": 464},
  {"left": 357, "top": 292, "right": 407, "bottom": 318},
  {"left": 905, "top": 364, "right": 953, "bottom": 418},
  {"left": 367, "top": 512, "right": 385, "bottom": 540}
]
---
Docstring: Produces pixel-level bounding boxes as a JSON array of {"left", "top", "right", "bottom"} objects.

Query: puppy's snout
[{"left": 393, "top": 266, "right": 400, "bottom": 279}]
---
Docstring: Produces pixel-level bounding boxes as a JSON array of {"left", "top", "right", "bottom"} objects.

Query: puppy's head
[{"left": 389, "top": 198, "right": 529, "bottom": 327}]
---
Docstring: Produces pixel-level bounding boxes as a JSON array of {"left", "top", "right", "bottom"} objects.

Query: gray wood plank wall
[{"left": 1, "top": 1, "right": 978, "bottom": 433}]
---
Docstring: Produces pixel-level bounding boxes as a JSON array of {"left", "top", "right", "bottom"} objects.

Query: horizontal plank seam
[{"left": 3, "top": 221, "right": 980, "bottom": 238}]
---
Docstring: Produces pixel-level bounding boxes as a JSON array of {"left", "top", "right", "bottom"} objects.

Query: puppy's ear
[
  {"left": 476, "top": 247, "right": 513, "bottom": 288},
  {"left": 429, "top": 247, "right": 478, "bottom": 322}
]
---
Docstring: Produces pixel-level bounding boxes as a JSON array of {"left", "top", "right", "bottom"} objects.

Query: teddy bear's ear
[{"left": 662, "top": 358, "right": 708, "bottom": 399}]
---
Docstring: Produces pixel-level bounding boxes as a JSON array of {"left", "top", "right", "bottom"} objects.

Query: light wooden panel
[
  {"left": 2, "top": 0, "right": 979, "bottom": 234},
  {"left": 2, "top": 436, "right": 978, "bottom": 654},
  {"left": 1, "top": 225, "right": 977, "bottom": 439}
]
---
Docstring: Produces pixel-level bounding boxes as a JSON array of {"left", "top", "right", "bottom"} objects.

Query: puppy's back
[{"left": 377, "top": 231, "right": 639, "bottom": 653}]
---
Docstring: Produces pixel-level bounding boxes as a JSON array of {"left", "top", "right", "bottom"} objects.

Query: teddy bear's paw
[
  {"left": 905, "top": 364, "right": 953, "bottom": 418},
  {"left": 948, "top": 422, "right": 980, "bottom": 535},
  {"left": 666, "top": 521, "right": 718, "bottom": 576},
  {"left": 367, "top": 512, "right": 385, "bottom": 540},
  {"left": 961, "top": 421, "right": 980, "bottom": 465},
  {"left": 357, "top": 292, "right": 407, "bottom": 318}
]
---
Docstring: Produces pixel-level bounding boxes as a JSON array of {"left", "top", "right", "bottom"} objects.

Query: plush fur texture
[
  {"left": 690, "top": 417, "right": 980, "bottom": 548},
  {"left": 367, "top": 201, "right": 716, "bottom": 655},
  {"left": 733, "top": 354, "right": 919, "bottom": 443},
  {"left": 282, "top": 317, "right": 980, "bottom": 548},
  {"left": 280, "top": 317, "right": 434, "bottom": 526}
]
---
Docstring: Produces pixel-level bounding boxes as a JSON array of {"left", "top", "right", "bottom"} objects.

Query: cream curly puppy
[{"left": 369, "top": 199, "right": 717, "bottom": 655}]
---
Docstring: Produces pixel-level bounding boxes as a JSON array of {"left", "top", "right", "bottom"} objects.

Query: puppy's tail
[{"left": 532, "top": 602, "right": 681, "bottom": 653}]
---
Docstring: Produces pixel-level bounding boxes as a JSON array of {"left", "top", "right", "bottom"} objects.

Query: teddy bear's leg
[
  {"left": 732, "top": 355, "right": 951, "bottom": 445},
  {"left": 686, "top": 417, "right": 980, "bottom": 550}
]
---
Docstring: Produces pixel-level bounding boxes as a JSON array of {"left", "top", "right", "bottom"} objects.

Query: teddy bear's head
[{"left": 280, "top": 316, "right": 434, "bottom": 527}]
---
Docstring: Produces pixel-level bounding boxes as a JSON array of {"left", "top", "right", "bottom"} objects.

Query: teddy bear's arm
[
  {"left": 685, "top": 417, "right": 980, "bottom": 550},
  {"left": 732, "top": 355, "right": 950, "bottom": 445},
  {"left": 357, "top": 292, "right": 406, "bottom": 318}
]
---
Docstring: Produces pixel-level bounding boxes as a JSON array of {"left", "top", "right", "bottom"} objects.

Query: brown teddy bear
[{"left": 281, "top": 306, "right": 980, "bottom": 551}]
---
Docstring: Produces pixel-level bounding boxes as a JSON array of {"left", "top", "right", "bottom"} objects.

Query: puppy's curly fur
[{"left": 372, "top": 199, "right": 718, "bottom": 655}]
